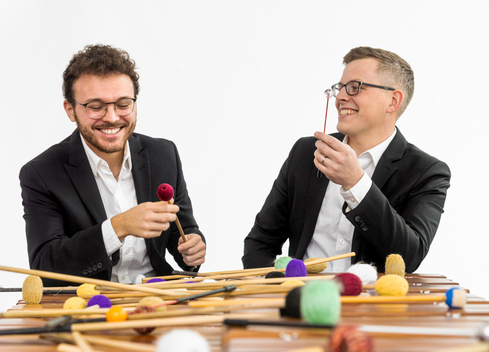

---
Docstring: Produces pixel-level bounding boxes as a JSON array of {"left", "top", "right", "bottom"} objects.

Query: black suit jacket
[
  {"left": 20, "top": 130, "right": 204, "bottom": 286},
  {"left": 242, "top": 129, "right": 450, "bottom": 273}
]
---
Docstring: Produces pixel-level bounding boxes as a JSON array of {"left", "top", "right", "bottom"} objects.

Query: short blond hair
[{"left": 343, "top": 47, "right": 414, "bottom": 117}]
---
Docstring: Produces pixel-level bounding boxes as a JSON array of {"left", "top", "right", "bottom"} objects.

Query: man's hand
[
  {"left": 111, "top": 201, "right": 179, "bottom": 242},
  {"left": 178, "top": 233, "right": 206, "bottom": 267},
  {"left": 313, "top": 131, "right": 364, "bottom": 190}
]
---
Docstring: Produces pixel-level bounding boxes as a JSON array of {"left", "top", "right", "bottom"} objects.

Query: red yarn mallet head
[
  {"left": 334, "top": 272, "right": 363, "bottom": 296},
  {"left": 329, "top": 325, "right": 373, "bottom": 352},
  {"left": 157, "top": 183, "right": 174, "bottom": 202}
]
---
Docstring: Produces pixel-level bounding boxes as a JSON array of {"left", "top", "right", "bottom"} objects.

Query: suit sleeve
[
  {"left": 19, "top": 163, "right": 116, "bottom": 286},
  {"left": 162, "top": 142, "right": 205, "bottom": 272},
  {"left": 346, "top": 159, "right": 451, "bottom": 273},
  {"left": 241, "top": 141, "right": 301, "bottom": 269}
]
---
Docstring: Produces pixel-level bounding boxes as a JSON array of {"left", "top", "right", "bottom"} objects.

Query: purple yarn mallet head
[
  {"left": 285, "top": 259, "right": 308, "bottom": 277},
  {"left": 145, "top": 278, "right": 166, "bottom": 284},
  {"left": 87, "top": 294, "right": 112, "bottom": 308}
]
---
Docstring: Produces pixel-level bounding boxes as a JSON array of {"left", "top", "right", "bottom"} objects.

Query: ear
[
  {"left": 386, "top": 90, "right": 403, "bottom": 114},
  {"left": 64, "top": 100, "right": 76, "bottom": 122}
]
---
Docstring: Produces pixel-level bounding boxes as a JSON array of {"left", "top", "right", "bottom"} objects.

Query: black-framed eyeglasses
[
  {"left": 71, "top": 97, "right": 137, "bottom": 119},
  {"left": 330, "top": 81, "right": 395, "bottom": 97}
]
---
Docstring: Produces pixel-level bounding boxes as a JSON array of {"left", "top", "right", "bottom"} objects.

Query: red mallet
[
  {"left": 157, "top": 183, "right": 187, "bottom": 243},
  {"left": 157, "top": 183, "right": 174, "bottom": 202},
  {"left": 334, "top": 272, "right": 363, "bottom": 296}
]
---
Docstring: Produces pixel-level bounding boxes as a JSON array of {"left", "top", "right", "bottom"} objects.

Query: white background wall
[{"left": 1, "top": 1, "right": 488, "bottom": 311}]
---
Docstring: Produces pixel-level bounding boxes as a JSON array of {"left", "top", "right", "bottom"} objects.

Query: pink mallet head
[{"left": 157, "top": 183, "right": 174, "bottom": 202}]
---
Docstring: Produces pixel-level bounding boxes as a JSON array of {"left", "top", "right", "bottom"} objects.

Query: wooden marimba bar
[{"left": 1, "top": 273, "right": 489, "bottom": 352}]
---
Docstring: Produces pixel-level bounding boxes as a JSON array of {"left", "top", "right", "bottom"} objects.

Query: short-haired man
[
  {"left": 20, "top": 44, "right": 206, "bottom": 286},
  {"left": 242, "top": 46, "right": 450, "bottom": 273}
]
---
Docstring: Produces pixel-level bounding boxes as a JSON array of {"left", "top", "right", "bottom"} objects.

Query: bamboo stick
[
  {"left": 0, "top": 264, "right": 181, "bottom": 297},
  {"left": 0, "top": 286, "right": 77, "bottom": 293},
  {"left": 0, "top": 307, "right": 133, "bottom": 319},
  {"left": 139, "top": 275, "right": 334, "bottom": 291},
  {"left": 72, "top": 331, "right": 94, "bottom": 352},
  {"left": 432, "top": 342, "right": 489, "bottom": 352},
  {"left": 48, "top": 333, "right": 156, "bottom": 352},
  {"left": 281, "top": 348, "right": 325, "bottom": 352},
  {"left": 57, "top": 343, "right": 105, "bottom": 352},
  {"left": 72, "top": 312, "right": 278, "bottom": 332},
  {"left": 83, "top": 284, "right": 297, "bottom": 300},
  {"left": 145, "top": 252, "right": 356, "bottom": 281},
  {"left": 189, "top": 294, "right": 453, "bottom": 309}
]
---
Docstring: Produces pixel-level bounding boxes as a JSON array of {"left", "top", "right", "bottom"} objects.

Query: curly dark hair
[{"left": 62, "top": 44, "right": 140, "bottom": 103}]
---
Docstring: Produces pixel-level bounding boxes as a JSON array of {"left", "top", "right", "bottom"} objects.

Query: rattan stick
[{"left": 0, "top": 264, "right": 181, "bottom": 297}]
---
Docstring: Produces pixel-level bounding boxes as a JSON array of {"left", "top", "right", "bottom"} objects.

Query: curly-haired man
[{"left": 20, "top": 44, "right": 206, "bottom": 286}]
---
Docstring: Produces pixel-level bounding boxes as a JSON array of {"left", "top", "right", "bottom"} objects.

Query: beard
[{"left": 74, "top": 110, "right": 137, "bottom": 154}]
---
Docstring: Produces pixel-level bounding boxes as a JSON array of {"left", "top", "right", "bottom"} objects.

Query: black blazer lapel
[
  {"left": 129, "top": 135, "right": 152, "bottom": 204},
  {"left": 63, "top": 131, "right": 107, "bottom": 224},
  {"left": 371, "top": 128, "right": 406, "bottom": 189}
]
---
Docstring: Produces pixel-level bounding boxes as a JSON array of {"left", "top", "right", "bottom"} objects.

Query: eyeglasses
[
  {"left": 330, "top": 81, "right": 395, "bottom": 97},
  {"left": 71, "top": 97, "right": 136, "bottom": 119}
]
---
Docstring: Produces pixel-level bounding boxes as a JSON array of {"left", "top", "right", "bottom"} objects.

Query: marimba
[{"left": 1, "top": 273, "right": 488, "bottom": 352}]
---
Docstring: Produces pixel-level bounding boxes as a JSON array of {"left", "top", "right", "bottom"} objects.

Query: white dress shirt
[
  {"left": 305, "top": 129, "right": 397, "bottom": 272},
  {"left": 81, "top": 136, "right": 156, "bottom": 284}
]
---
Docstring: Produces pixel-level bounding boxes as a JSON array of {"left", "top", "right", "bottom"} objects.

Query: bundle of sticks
[{"left": 0, "top": 251, "right": 484, "bottom": 352}]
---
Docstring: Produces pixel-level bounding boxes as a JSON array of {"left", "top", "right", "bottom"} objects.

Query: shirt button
[
  {"left": 350, "top": 197, "right": 355, "bottom": 202},
  {"left": 122, "top": 275, "right": 126, "bottom": 280},
  {"left": 125, "top": 250, "right": 130, "bottom": 255},
  {"left": 340, "top": 239, "right": 345, "bottom": 245}
]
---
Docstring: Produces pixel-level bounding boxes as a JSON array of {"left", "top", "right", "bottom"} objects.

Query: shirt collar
[
  {"left": 80, "top": 133, "right": 132, "bottom": 176},
  {"left": 343, "top": 128, "right": 397, "bottom": 168}
]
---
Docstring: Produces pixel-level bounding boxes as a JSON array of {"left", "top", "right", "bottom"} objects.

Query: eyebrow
[{"left": 83, "top": 96, "right": 134, "bottom": 104}]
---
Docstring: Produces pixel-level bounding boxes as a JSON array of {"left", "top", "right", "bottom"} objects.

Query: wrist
[{"left": 110, "top": 215, "right": 128, "bottom": 242}]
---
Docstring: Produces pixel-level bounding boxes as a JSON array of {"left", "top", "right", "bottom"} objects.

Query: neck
[
  {"left": 85, "top": 142, "right": 125, "bottom": 181},
  {"left": 347, "top": 126, "right": 395, "bottom": 156},
  {"left": 102, "top": 152, "right": 124, "bottom": 181}
]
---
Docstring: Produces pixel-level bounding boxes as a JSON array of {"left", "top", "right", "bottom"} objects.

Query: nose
[
  {"left": 102, "top": 103, "right": 119, "bottom": 123},
  {"left": 335, "top": 85, "right": 349, "bottom": 101}
]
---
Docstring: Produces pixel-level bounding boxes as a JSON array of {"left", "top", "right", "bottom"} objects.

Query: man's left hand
[{"left": 178, "top": 233, "right": 206, "bottom": 267}]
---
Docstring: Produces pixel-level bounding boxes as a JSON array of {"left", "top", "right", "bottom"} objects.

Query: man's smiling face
[
  {"left": 335, "top": 58, "right": 394, "bottom": 142},
  {"left": 67, "top": 73, "right": 137, "bottom": 158}
]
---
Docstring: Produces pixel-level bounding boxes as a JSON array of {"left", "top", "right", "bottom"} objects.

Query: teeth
[
  {"left": 340, "top": 109, "right": 356, "bottom": 116},
  {"left": 100, "top": 128, "right": 121, "bottom": 135}
]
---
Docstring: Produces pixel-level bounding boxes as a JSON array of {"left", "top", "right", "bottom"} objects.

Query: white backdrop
[{"left": 1, "top": 1, "right": 488, "bottom": 310}]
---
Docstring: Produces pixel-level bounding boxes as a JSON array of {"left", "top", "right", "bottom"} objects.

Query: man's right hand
[{"left": 111, "top": 201, "right": 179, "bottom": 241}]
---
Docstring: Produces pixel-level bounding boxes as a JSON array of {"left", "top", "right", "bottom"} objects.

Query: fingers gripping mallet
[{"left": 157, "top": 183, "right": 187, "bottom": 243}]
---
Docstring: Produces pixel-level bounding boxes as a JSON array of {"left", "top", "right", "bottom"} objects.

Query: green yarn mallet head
[
  {"left": 300, "top": 280, "right": 341, "bottom": 325},
  {"left": 274, "top": 256, "right": 293, "bottom": 269}
]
